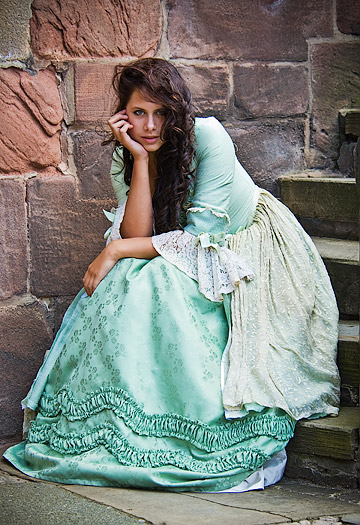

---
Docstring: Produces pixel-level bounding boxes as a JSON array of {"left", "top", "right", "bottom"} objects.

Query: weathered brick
[
  {"left": 176, "top": 64, "right": 229, "bottom": 120},
  {"left": 75, "top": 62, "right": 117, "bottom": 123},
  {"left": 0, "top": 0, "right": 32, "bottom": 64},
  {"left": 311, "top": 42, "right": 360, "bottom": 165},
  {"left": 72, "top": 131, "right": 115, "bottom": 200},
  {"left": 30, "top": 0, "right": 162, "bottom": 59},
  {"left": 168, "top": 0, "right": 333, "bottom": 61},
  {"left": 337, "top": 0, "right": 360, "bottom": 35},
  {"left": 0, "top": 68, "right": 63, "bottom": 173},
  {"left": 226, "top": 120, "right": 305, "bottom": 194},
  {"left": 233, "top": 64, "right": 308, "bottom": 119},
  {"left": 0, "top": 301, "right": 53, "bottom": 440},
  {"left": 28, "top": 175, "right": 114, "bottom": 297},
  {"left": 0, "top": 179, "right": 28, "bottom": 299}
]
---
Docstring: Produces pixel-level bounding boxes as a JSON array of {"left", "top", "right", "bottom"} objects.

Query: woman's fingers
[
  {"left": 108, "top": 117, "right": 133, "bottom": 146},
  {"left": 83, "top": 263, "right": 99, "bottom": 296},
  {"left": 82, "top": 269, "right": 94, "bottom": 296},
  {"left": 108, "top": 110, "right": 128, "bottom": 126},
  {"left": 108, "top": 111, "right": 148, "bottom": 159},
  {"left": 114, "top": 124, "right": 133, "bottom": 147},
  {"left": 82, "top": 245, "right": 119, "bottom": 296},
  {"left": 83, "top": 273, "right": 98, "bottom": 297},
  {"left": 83, "top": 269, "right": 101, "bottom": 296}
]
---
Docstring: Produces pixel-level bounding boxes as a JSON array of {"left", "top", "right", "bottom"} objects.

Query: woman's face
[{"left": 126, "top": 89, "right": 166, "bottom": 153}]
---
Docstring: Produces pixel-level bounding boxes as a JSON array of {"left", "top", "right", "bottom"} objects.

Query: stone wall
[{"left": 0, "top": 0, "right": 359, "bottom": 441}]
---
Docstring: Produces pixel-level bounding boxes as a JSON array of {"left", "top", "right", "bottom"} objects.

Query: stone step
[
  {"left": 338, "top": 320, "right": 360, "bottom": 407},
  {"left": 312, "top": 237, "right": 360, "bottom": 318},
  {"left": 287, "top": 407, "right": 359, "bottom": 460},
  {"left": 285, "top": 407, "right": 360, "bottom": 488},
  {"left": 280, "top": 172, "right": 358, "bottom": 239}
]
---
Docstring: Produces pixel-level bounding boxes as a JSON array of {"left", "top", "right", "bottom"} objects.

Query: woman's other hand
[
  {"left": 82, "top": 238, "right": 158, "bottom": 296},
  {"left": 108, "top": 110, "right": 148, "bottom": 160},
  {"left": 83, "top": 241, "right": 120, "bottom": 296}
]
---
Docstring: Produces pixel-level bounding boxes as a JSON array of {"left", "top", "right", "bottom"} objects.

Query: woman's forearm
[
  {"left": 120, "top": 158, "right": 154, "bottom": 238},
  {"left": 83, "top": 237, "right": 158, "bottom": 296},
  {"left": 110, "top": 236, "right": 159, "bottom": 260}
]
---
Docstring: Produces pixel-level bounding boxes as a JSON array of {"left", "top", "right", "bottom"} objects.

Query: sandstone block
[
  {"left": 28, "top": 175, "right": 113, "bottom": 296},
  {"left": 49, "top": 295, "right": 76, "bottom": 334},
  {"left": 0, "top": 179, "right": 28, "bottom": 299},
  {"left": 0, "top": 68, "right": 63, "bottom": 173},
  {"left": 176, "top": 65, "right": 229, "bottom": 120},
  {"left": 30, "top": 0, "right": 162, "bottom": 59},
  {"left": 226, "top": 120, "right": 305, "bottom": 194},
  {"left": 72, "top": 131, "right": 115, "bottom": 199},
  {"left": 168, "top": 0, "right": 332, "bottom": 61},
  {"left": 75, "top": 62, "right": 117, "bottom": 123},
  {"left": 0, "top": 301, "right": 53, "bottom": 440},
  {"left": 234, "top": 64, "right": 308, "bottom": 119},
  {"left": 0, "top": 0, "right": 32, "bottom": 64},
  {"left": 337, "top": 0, "right": 360, "bottom": 35},
  {"left": 311, "top": 42, "right": 360, "bottom": 164}
]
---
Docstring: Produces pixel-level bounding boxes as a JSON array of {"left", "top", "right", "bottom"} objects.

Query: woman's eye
[
  {"left": 134, "top": 110, "right": 145, "bottom": 116},
  {"left": 157, "top": 109, "right": 166, "bottom": 116}
]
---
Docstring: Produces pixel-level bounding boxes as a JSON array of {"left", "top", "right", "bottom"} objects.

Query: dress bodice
[{"left": 110, "top": 117, "right": 258, "bottom": 238}]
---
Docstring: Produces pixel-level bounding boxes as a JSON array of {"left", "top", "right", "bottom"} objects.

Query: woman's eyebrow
[{"left": 130, "top": 104, "right": 163, "bottom": 110}]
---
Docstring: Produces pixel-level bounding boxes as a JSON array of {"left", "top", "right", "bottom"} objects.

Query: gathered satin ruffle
[{"left": 36, "top": 386, "right": 295, "bottom": 454}]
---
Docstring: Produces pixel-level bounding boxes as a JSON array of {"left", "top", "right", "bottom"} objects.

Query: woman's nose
[{"left": 145, "top": 115, "right": 156, "bottom": 130}]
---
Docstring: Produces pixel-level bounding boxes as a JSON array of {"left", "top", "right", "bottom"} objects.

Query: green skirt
[{"left": 4, "top": 255, "right": 294, "bottom": 492}]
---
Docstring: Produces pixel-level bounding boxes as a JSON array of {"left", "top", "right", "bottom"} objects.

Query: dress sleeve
[
  {"left": 185, "top": 116, "right": 235, "bottom": 238},
  {"left": 152, "top": 118, "right": 254, "bottom": 302},
  {"left": 104, "top": 147, "right": 129, "bottom": 244}
]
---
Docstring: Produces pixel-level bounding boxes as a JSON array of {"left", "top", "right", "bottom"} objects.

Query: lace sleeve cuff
[
  {"left": 152, "top": 230, "right": 254, "bottom": 302},
  {"left": 104, "top": 204, "right": 126, "bottom": 245}
]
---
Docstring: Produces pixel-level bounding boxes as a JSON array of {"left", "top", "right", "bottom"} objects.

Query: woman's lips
[{"left": 142, "top": 136, "right": 159, "bottom": 143}]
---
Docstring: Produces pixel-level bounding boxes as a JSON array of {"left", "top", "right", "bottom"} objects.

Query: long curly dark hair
[{"left": 110, "top": 58, "right": 196, "bottom": 234}]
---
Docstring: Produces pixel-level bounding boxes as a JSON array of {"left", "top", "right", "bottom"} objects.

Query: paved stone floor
[{"left": 1, "top": 445, "right": 359, "bottom": 525}]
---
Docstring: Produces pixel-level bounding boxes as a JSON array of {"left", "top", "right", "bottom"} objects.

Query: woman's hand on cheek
[
  {"left": 83, "top": 241, "right": 121, "bottom": 296},
  {"left": 108, "top": 111, "right": 148, "bottom": 160}
]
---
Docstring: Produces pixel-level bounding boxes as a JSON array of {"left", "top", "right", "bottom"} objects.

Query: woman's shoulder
[
  {"left": 194, "top": 117, "right": 234, "bottom": 156},
  {"left": 194, "top": 116, "right": 224, "bottom": 134}
]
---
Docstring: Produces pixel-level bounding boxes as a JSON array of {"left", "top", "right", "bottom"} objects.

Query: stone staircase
[{"left": 279, "top": 172, "right": 360, "bottom": 489}]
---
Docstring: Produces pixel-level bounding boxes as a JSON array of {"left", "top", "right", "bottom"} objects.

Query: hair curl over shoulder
[{"left": 109, "top": 58, "right": 196, "bottom": 234}]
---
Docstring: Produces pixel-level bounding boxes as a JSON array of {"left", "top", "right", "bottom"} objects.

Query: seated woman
[{"left": 4, "top": 58, "right": 340, "bottom": 493}]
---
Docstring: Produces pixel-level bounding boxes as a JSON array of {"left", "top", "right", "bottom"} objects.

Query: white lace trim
[
  {"left": 152, "top": 230, "right": 254, "bottom": 302},
  {"left": 104, "top": 204, "right": 126, "bottom": 245},
  {"left": 187, "top": 206, "right": 231, "bottom": 225}
]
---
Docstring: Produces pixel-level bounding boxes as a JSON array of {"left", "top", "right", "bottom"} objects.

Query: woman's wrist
[
  {"left": 107, "top": 237, "right": 158, "bottom": 261},
  {"left": 132, "top": 153, "right": 149, "bottom": 164},
  {"left": 106, "top": 239, "right": 125, "bottom": 261}
]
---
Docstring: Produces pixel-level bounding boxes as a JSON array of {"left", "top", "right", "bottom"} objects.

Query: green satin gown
[{"left": 4, "top": 117, "right": 339, "bottom": 492}]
